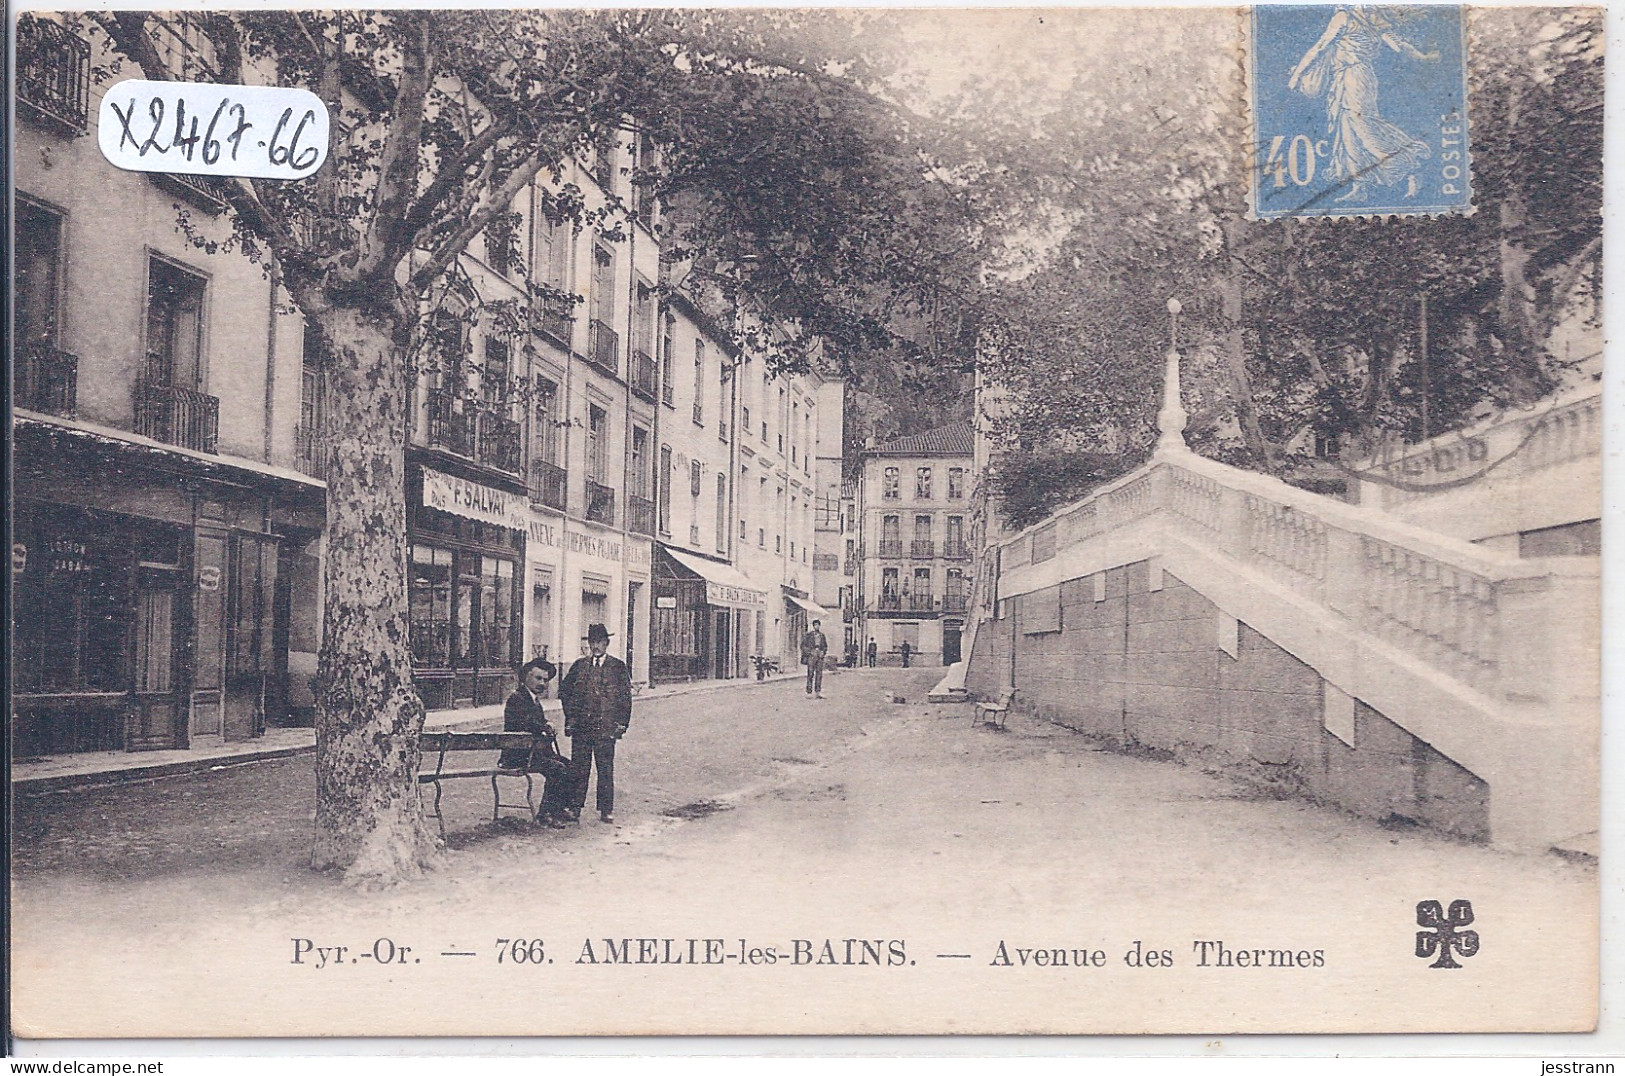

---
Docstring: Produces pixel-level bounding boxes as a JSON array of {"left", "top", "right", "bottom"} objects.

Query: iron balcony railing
[
  {"left": 425, "top": 388, "right": 476, "bottom": 457},
  {"left": 942, "top": 593, "right": 969, "bottom": 613},
  {"left": 587, "top": 319, "right": 619, "bottom": 376},
  {"left": 877, "top": 594, "right": 902, "bottom": 612},
  {"left": 942, "top": 541, "right": 971, "bottom": 560},
  {"left": 134, "top": 380, "right": 219, "bottom": 453},
  {"left": 911, "top": 539, "right": 935, "bottom": 559},
  {"left": 630, "top": 349, "right": 658, "bottom": 401},
  {"left": 907, "top": 595, "right": 936, "bottom": 614},
  {"left": 877, "top": 539, "right": 904, "bottom": 558},
  {"left": 17, "top": 17, "right": 89, "bottom": 134},
  {"left": 151, "top": 172, "right": 230, "bottom": 214},
  {"left": 585, "top": 479, "right": 616, "bottom": 526},
  {"left": 477, "top": 409, "right": 522, "bottom": 474},
  {"left": 530, "top": 459, "right": 567, "bottom": 512},
  {"left": 627, "top": 494, "right": 657, "bottom": 537},
  {"left": 294, "top": 424, "right": 327, "bottom": 479},
  {"left": 538, "top": 296, "right": 574, "bottom": 350},
  {"left": 17, "top": 343, "right": 77, "bottom": 416}
]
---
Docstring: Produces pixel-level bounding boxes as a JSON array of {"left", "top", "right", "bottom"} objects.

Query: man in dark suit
[
  {"left": 498, "top": 657, "right": 569, "bottom": 827},
  {"left": 559, "top": 623, "right": 633, "bottom": 824}
]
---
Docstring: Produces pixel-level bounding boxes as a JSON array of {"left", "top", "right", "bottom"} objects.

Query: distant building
[
  {"left": 856, "top": 422, "right": 975, "bottom": 667},
  {"left": 811, "top": 381, "right": 854, "bottom": 654}
]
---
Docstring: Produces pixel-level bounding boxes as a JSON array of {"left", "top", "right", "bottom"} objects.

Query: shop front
[
  {"left": 523, "top": 512, "right": 565, "bottom": 664},
  {"left": 551, "top": 521, "right": 652, "bottom": 680},
  {"left": 650, "top": 547, "right": 769, "bottom": 684},
  {"left": 782, "top": 587, "right": 833, "bottom": 663},
  {"left": 12, "top": 418, "right": 315, "bottom": 755},
  {"left": 408, "top": 465, "right": 525, "bottom": 710}
]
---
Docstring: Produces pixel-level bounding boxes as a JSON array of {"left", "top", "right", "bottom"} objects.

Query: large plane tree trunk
[{"left": 308, "top": 303, "right": 438, "bottom": 885}]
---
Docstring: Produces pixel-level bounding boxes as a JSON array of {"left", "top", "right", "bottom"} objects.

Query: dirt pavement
[{"left": 11, "top": 666, "right": 1597, "bottom": 1038}]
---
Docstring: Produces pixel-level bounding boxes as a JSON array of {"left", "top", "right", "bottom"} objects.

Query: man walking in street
[
  {"left": 866, "top": 637, "right": 878, "bottom": 667},
  {"left": 559, "top": 623, "right": 633, "bottom": 824},
  {"left": 900, "top": 640, "right": 912, "bottom": 668},
  {"left": 801, "top": 619, "right": 829, "bottom": 698}
]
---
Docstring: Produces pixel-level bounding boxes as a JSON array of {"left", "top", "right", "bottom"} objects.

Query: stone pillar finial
[{"left": 1157, "top": 347, "right": 1188, "bottom": 454}]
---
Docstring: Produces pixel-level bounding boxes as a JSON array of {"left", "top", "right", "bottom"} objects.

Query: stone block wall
[{"left": 965, "top": 559, "right": 1489, "bottom": 841}]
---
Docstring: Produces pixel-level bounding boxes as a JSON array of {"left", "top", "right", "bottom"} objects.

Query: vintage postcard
[{"left": 8, "top": 4, "right": 1605, "bottom": 1043}]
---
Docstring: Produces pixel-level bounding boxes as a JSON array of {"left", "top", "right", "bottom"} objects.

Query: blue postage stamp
[{"left": 1249, "top": 5, "right": 1471, "bottom": 219}]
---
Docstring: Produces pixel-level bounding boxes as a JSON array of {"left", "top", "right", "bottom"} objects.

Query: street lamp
[{"left": 1157, "top": 296, "right": 1187, "bottom": 454}]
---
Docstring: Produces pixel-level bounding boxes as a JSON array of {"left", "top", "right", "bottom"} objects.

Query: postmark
[{"left": 1248, "top": 5, "right": 1471, "bottom": 219}]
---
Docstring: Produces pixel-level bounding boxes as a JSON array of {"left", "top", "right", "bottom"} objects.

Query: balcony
[
  {"left": 911, "top": 539, "right": 935, "bottom": 559},
  {"left": 425, "top": 388, "right": 476, "bottom": 457},
  {"left": 943, "top": 593, "right": 969, "bottom": 614},
  {"left": 877, "top": 594, "right": 901, "bottom": 612},
  {"left": 587, "top": 319, "right": 619, "bottom": 376},
  {"left": 630, "top": 349, "right": 658, "bottom": 402},
  {"left": 877, "top": 539, "right": 904, "bottom": 558},
  {"left": 908, "top": 595, "right": 936, "bottom": 614},
  {"left": 538, "top": 296, "right": 574, "bottom": 350},
  {"left": 151, "top": 172, "right": 231, "bottom": 214},
  {"left": 585, "top": 479, "right": 616, "bottom": 527},
  {"left": 294, "top": 424, "right": 327, "bottom": 479},
  {"left": 942, "top": 541, "right": 971, "bottom": 560},
  {"left": 530, "top": 459, "right": 567, "bottom": 512},
  {"left": 477, "top": 409, "right": 522, "bottom": 474},
  {"left": 16, "top": 344, "right": 77, "bottom": 416},
  {"left": 627, "top": 494, "right": 656, "bottom": 537},
  {"left": 18, "top": 18, "right": 89, "bottom": 134},
  {"left": 134, "top": 380, "right": 219, "bottom": 453}
]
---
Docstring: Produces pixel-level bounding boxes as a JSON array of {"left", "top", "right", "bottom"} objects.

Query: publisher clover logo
[{"left": 1415, "top": 899, "right": 1479, "bottom": 969}]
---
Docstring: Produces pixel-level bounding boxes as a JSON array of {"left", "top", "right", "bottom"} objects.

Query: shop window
[
  {"left": 409, "top": 544, "right": 453, "bottom": 667},
  {"left": 478, "top": 556, "right": 515, "bottom": 668}
]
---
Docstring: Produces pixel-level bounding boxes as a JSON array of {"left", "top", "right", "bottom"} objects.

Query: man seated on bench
[{"left": 499, "top": 657, "right": 570, "bottom": 828}]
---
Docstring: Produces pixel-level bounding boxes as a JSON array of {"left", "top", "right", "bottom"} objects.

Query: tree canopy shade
[
  {"left": 81, "top": 8, "right": 991, "bottom": 884},
  {"left": 930, "top": 7, "right": 1602, "bottom": 519}
]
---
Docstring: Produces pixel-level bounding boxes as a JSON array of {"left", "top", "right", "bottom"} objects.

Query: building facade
[
  {"left": 13, "top": 16, "right": 324, "bottom": 754},
  {"left": 856, "top": 422, "right": 975, "bottom": 667}
]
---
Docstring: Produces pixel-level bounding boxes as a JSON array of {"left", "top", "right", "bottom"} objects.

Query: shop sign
[
  {"left": 528, "top": 519, "right": 562, "bottom": 549},
  {"left": 707, "top": 581, "right": 767, "bottom": 608},
  {"left": 48, "top": 538, "right": 90, "bottom": 575},
  {"left": 422, "top": 467, "right": 527, "bottom": 531},
  {"left": 656, "top": 596, "right": 678, "bottom": 609},
  {"left": 198, "top": 564, "right": 222, "bottom": 591}
]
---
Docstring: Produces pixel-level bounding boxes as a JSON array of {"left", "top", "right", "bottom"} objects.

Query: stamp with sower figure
[{"left": 1249, "top": 5, "right": 1471, "bottom": 219}]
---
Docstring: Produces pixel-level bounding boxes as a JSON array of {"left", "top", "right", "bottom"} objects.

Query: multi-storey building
[
  {"left": 812, "top": 380, "right": 856, "bottom": 656},
  {"left": 13, "top": 16, "right": 324, "bottom": 754},
  {"left": 855, "top": 422, "right": 975, "bottom": 667}
]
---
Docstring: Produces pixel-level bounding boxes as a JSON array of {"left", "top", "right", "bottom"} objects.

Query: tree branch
[
  {"left": 356, "top": 12, "right": 437, "bottom": 288},
  {"left": 409, "top": 150, "right": 553, "bottom": 294}
]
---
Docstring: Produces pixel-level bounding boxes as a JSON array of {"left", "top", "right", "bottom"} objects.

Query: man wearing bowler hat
[{"left": 559, "top": 623, "right": 633, "bottom": 824}]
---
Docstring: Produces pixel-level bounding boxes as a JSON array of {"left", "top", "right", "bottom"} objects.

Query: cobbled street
[{"left": 12, "top": 666, "right": 1596, "bottom": 1037}]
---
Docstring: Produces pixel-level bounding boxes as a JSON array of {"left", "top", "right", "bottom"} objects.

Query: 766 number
[{"left": 494, "top": 938, "right": 547, "bottom": 964}]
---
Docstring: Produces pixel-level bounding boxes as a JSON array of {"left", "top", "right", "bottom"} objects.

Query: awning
[
  {"left": 784, "top": 592, "right": 834, "bottom": 620},
  {"left": 665, "top": 548, "right": 769, "bottom": 608}
]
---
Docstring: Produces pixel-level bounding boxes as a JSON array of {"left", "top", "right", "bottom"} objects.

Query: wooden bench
[
  {"left": 976, "top": 690, "right": 1016, "bottom": 730},
  {"left": 416, "top": 731, "right": 558, "bottom": 836}
]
